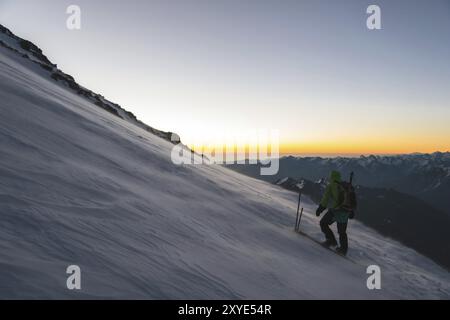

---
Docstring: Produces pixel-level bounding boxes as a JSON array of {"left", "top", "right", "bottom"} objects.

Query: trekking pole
[
  {"left": 295, "top": 191, "right": 302, "bottom": 231},
  {"left": 297, "top": 207, "right": 304, "bottom": 231}
]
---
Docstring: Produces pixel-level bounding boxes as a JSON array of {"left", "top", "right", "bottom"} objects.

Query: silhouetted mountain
[{"left": 227, "top": 153, "right": 450, "bottom": 215}]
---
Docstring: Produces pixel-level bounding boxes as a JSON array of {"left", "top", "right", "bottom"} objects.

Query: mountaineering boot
[
  {"left": 336, "top": 247, "right": 347, "bottom": 256},
  {"left": 321, "top": 239, "right": 338, "bottom": 248}
]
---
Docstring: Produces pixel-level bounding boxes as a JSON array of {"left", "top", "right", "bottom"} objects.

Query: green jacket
[{"left": 320, "top": 170, "right": 349, "bottom": 223}]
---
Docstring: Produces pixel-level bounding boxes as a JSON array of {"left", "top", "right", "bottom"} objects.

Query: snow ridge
[{"left": 0, "top": 24, "right": 179, "bottom": 144}]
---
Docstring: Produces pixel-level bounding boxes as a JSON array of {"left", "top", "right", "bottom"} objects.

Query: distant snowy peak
[
  {"left": 275, "top": 177, "right": 290, "bottom": 185},
  {"left": 282, "top": 152, "right": 450, "bottom": 175},
  {"left": 284, "top": 152, "right": 449, "bottom": 162},
  {"left": 275, "top": 152, "right": 450, "bottom": 214},
  {"left": 0, "top": 23, "right": 180, "bottom": 144}
]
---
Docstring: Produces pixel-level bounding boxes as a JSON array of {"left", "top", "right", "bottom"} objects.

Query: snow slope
[{"left": 0, "top": 33, "right": 449, "bottom": 300}]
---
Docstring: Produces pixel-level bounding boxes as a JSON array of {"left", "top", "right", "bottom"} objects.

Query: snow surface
[{"left": 0, "top": 45, "right": 449, "bottom": 299}]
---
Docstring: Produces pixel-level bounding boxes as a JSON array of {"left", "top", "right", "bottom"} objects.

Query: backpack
[{"left": 339, "top": 172, "right": 357, "bottom": 211}]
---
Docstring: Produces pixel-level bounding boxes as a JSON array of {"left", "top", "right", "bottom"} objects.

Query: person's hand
[
  {"left": 316, "top": 205, "right": 326, "bottom": 217},
  {"left": 349, "top": 211, "right": 355, "bottom": 220}
]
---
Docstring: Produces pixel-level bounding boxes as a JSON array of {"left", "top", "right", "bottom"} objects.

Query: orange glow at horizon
[
  {"left": 280, "top": 145, "right": 448, "bottom": 156},
  {"left": 188, "top": 139, "right": 449, "bottom": 157}
]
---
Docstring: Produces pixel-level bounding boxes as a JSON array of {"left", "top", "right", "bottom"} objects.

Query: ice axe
[{"left": 294, "top": 181, "right": 304, "bottom": 231}]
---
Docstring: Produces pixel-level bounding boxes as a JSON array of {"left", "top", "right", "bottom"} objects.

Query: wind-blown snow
[{"left": 0, "top": 45, "right": 449, "bottom": 299}]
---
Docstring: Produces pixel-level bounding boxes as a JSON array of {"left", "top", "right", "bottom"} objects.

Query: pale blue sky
[{"left": 1, "top": 0, "right": 449, "bottom": 154}]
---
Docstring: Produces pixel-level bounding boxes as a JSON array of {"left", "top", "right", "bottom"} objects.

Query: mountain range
[{"left": 227, "top": 152, "right": 450, "bottom": 216}]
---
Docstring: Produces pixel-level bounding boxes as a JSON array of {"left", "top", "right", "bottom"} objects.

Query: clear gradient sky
[{"left": 1, "top": 0, "right": 449, "bottom": 155}]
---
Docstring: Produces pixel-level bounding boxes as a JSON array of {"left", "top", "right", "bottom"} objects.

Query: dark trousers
[{"left": 320, "top": 210, "right": 348, "bottom": 252}]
